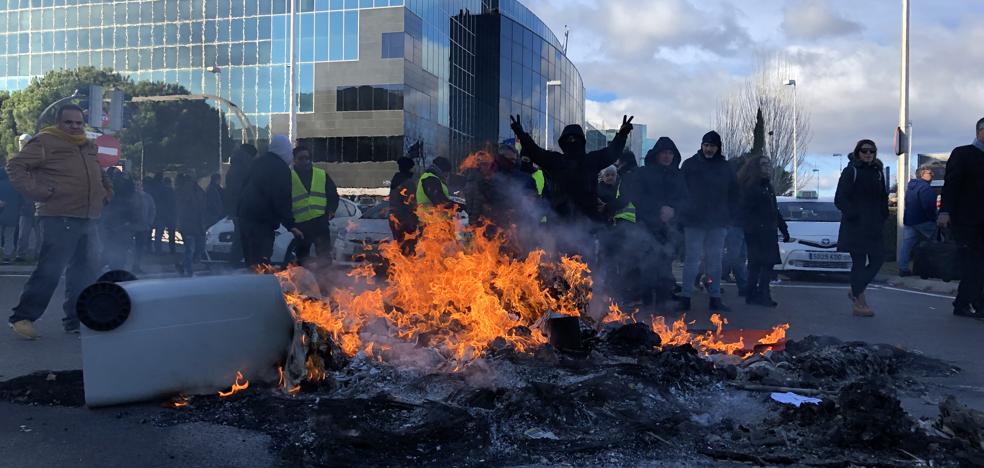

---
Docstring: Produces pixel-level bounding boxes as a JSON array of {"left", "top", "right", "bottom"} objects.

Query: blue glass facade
[{"left": 0, "top": 0, "right": 583, "bottom": 177}]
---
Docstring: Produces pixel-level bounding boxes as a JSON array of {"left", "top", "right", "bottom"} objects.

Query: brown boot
[{"left": 848, "top": 292, "right": 874, "bottom": 317}]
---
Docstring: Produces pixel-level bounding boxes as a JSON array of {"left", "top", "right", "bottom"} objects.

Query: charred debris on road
[{"left": 3, "top": 330, "right": 982, "bottom": 467}]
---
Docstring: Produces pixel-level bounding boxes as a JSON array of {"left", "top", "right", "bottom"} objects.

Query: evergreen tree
[{"left": 750, "top": 107, "right": 766, "bottom": 157}]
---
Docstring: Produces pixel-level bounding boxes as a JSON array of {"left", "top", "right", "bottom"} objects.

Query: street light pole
[
  {"left": 813, "top": 168, "right": 820, "bottom": 194},
  {"left": 896, "top": 0, "right": 911, "bottom": 264},
  {"left": 545, "top": 80, "right": 562, "bottom": 150},
  {"left": 287, "top": 0, "right": 298, "bottom": 144},
  {"left": 785, "top": 79, "right": 798, "bottom": 195},
  {"left": 206, "top": 66, "right": 223, "bottom": 171}
]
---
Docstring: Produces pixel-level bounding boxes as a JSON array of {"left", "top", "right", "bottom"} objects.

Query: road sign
[{"left": 95, "top": 134, "right": 121, "bottom": 168}]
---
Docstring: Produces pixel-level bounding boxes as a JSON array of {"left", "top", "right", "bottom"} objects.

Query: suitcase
[{"left": 912, "top": 228, "right": 961, "bottom": 282}]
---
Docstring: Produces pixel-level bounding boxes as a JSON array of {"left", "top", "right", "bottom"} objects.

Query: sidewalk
[{"left": 876, "top": 261, "right": 959, "bottom": 296}]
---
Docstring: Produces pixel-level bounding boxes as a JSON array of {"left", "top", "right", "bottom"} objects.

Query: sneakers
[
  {"left": 954, "top": 305, "right": 983, "bottom": 319},
  {"left": 898, "top": 270, "right": 912, "bottom": 277},
  {"left": 849, "top": 292, "right": 874, "bottom": 317},
  {"left": 1, "top": 257, "right": 9, "bottom": 265},
  {"left": 9, "top": 320, "right": 39, "bottom": 339}
]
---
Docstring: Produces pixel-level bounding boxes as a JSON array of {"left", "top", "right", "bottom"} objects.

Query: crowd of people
[{"left": 3, "top": 103, "right": 984, "bottom": 340}]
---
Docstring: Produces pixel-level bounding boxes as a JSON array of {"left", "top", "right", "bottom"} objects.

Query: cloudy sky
[{"left": 524, "top": 0, "right": 984, "bottom": 194}]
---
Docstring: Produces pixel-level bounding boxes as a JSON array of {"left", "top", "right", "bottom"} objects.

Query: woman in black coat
[
  {"left": 737, "top": 156, "right": 789, "bottom": 307},
  {"left": 835, "top": 140, "right": 889, "bottom": 316}
]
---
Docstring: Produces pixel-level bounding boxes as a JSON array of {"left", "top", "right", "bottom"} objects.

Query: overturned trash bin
[{"left": 77, "top": 274, "right": 293, "bottom": 407}]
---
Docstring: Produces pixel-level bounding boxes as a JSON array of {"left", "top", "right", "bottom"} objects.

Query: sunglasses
[
  {"left": 859, "top": 148, "right": 876, "bottom": 154},
  {"left": 62, "top": 120, "right": 84, "bottom": 125}
]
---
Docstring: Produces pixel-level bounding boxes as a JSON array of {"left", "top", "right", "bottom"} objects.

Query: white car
[
  {"left": 336, "top": 203, "right": 393, "bottom": 263},
  {"left": 205, "top": 198, "right": 362, "bottom": 265},
  {"left": 776, "top": 196, "right": 852, "bottom": 274}
]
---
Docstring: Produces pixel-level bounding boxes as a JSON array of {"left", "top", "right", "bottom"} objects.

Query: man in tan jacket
[{"left": 6, "top": 105, "right": 112, "bottom": 339}]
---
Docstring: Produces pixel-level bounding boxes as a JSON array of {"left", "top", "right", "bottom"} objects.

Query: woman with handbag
[{"left": 835, "top": 140, "right": 890, "bottom": 316}]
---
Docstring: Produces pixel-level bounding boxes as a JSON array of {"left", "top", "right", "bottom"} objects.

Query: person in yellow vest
[
  {"left": 416, "top": 157, "right": 460, "bottom": 210},
  {"left": 290, "top": 146, "right": 339, "bottom": 266}
]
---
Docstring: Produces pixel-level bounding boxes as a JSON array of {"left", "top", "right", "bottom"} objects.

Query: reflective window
[
  {"left": 381, "top": 31, "right": 402, "bottom": 58},
  {"left": 336, "top": 84, "right": 402, "bottom": 111}
]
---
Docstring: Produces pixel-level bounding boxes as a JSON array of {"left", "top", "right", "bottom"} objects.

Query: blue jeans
[
  {"left": 898, "top": 221, "right": 936, "bottom": 272},
  {"left": 723, "top": 227, "right": 748, "bottom": 292},
  {"left": 683, "top": 227, "right": 727, "bottom": 298},
  {"left": 10, "top": 217, "right": 101, "bottom": 330},
  {"left": 182, "top": 232, "right": 205, "bottom": 277}
]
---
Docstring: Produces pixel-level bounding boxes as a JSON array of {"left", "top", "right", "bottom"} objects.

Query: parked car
[
  {"left": 205, "top": 198, "right": 362, "bottom": 265},
  {"left": 336, "top": 199, "right": 471, "bottom": 263},
  {"left": 775, "top": 196, "right": 852, "bottom": 274}
]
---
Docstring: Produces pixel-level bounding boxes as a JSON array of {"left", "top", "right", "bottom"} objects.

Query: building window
[
  {"left": 336, "top": 85, "right": 402, "bottom": 111},
  {"left": 381, "top": 32, "right": 403, "bottom": 58}
]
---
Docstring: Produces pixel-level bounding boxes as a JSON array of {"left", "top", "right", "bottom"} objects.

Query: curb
[{"left": 881, "top": 275, "right": 959, "bottom": 296}]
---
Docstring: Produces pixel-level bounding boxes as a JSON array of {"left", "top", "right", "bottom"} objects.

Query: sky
[{"left": 523, "top": 0, "right": 984, "bottom": 195}]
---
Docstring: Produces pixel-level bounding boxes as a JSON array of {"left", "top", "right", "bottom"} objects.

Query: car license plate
[
  {"left": 808, "top": 252, "right": 846, "bottom": 261},
  {"left": 212, "top": 244, "right": 231, "bottom": 254}
]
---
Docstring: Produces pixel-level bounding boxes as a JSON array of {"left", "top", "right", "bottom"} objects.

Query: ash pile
[{"left": 142, "top": 323, "right": 981, "bottom": 467}]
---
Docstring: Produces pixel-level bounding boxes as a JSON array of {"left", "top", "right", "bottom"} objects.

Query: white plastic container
[{"left": 78, "top": 274, "right": 293, "bottom": 407}]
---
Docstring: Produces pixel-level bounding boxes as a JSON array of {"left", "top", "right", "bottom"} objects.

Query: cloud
[{"left": 782, "top": 0, "right": 863, "bottom": 40}]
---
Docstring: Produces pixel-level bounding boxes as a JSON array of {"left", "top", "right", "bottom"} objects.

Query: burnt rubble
[{"left": 3, "top": 329, "right": 983, "bottom": 466}]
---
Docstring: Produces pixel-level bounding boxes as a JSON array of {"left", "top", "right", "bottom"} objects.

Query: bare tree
[{"left": 714, "top": 55, "right": 813, "bottom": 195}]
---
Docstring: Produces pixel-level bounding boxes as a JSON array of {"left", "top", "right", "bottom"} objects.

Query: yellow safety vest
[
  {"left": 532, "top": 169, "right": 545, "bottom": 196},
  {"left": 613, "top": 182, "right": 636, "bottom": 223},
  {"left": 291, "top": 167, "right": 328, "bottom": 223},
  {"left": 415, "top": 171, "right": 449, "bottom": 207}
]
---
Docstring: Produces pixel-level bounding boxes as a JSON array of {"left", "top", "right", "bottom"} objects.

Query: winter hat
[
  {"left": 269, "top": 134, "right": 293, "bottom": 165},
  {"left": 397, "top": 156, "right": 415, "bottom": 172},
  {"left": 432, "top": 157, "right": 452, "bottom": 173},
  {"left": 701, "top": 131, "right": 722, "bottom": 147}
]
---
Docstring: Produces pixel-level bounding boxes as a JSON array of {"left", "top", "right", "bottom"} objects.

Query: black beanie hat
[
  {"left": 433, "top": 157, "right": 452, "bottom": 173},
  {"left": 702, "top": 131, "right": 722, "bottom": 147},
  {"left": 397, "top": 156, "right": 414, "bottom": 172}
]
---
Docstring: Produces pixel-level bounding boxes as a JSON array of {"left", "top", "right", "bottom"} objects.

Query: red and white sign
[{"left": 95, "top": 134, "right": 121, "bottom": 168}]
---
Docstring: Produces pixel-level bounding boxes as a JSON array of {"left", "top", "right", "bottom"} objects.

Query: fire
[
  {"left": 758, "top": 323, "right": 789, "bottom": 345},
  {"left": 650, "top": 314, "right": 791, "bottom": 357},
  {"left": 602, "top": 300, "right": 635, "bottom": 325},
  {"left": 217, "top": 371, "right": 250, "bottom": 398},
  {"left": 457, "top": 150, "right": 495, "bottom": 174},
  {"left": 276, "top": 206, "right": 592, "bottom": 368},
  {"left": 162, "top": 394, "right": 191, "bottom": 409},
  {"left": 651, "top": 314, "right": 744, "bottom": 355}
]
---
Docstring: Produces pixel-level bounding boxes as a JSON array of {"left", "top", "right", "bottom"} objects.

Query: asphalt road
[{"left": 0, "top": 272, "right": 981, "bottom": 466}]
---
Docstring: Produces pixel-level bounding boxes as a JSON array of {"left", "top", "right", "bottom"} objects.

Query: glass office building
[{"left": 0, "top": 0, "right": 583, "bottom": 185}]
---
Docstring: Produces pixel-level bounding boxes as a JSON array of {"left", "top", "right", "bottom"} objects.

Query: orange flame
[
  {"left": 162, "top": 394, "right": 191, "bottom": 409},
  {"left": 217, "top": 371, "right": 250, "bottom": 398},
  {"left": 602, "top": 300, "right": 635, "bottom": 325},
  {"left": 758, "top": 323, "right": 789, "bottom": 345},
  {"left": 276, "top": 206, "right": 592, "bottom": 368},
  {"left": 457, "top": 150, "right": 495, "bottom": 175},
  {"left": 651, "top": 314, "right": 750, "bottom": 356}
]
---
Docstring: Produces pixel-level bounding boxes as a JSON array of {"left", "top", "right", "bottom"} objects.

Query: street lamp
[
  {"left": 545, "top": 80, "right": 562, "bottom": 150},
  {"left": 784, "top": 79, "right": 798, "bottom": 196},
  {"left": 812, "top": 168, "right": 820, "bottom": 194},
  {"left": 206, "top": 66, "right": 223, "bottom": 170}
]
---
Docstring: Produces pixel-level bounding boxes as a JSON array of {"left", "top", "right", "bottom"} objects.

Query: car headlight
[{"left": 218, "top": 232, "right": 234, "bottom": 242}]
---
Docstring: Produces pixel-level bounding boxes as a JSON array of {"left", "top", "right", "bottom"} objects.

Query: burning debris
[{"left": 3, "top": 207, "right": 981, "bottom": 466}]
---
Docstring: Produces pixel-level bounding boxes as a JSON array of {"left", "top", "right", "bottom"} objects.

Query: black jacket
[
  {"left": 516, "top": 124, "right": 627, "bottom": 223},
  {"left": 739, "top": 178, "right": 788, "bottom": 265},
  {"left": 237, "top": 152, "right": 295, "bottom": 230},
  {"left": 389, "top": 170, "right": 418, "bottom": 232},
  {"left": 177, "top": 182, "right": 208, "bottom": 236},
  {"left": 636, "top": 137, "right": 688, "bottom": 229},
  {"left": 835, "top": 159, "right": 889, "bottom": 253},
  {"left": 224, "top": 148, "right": 254, "bottom": 217},
  {"left": 679, "top": 150, "right": 738, "bottom": 229},
  {"left": 940, "top": 143, "right": 984, "bottom": 226}
]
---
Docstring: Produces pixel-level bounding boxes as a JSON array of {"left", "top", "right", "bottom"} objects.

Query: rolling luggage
[{"left": 912, "top": 228, "right": 961, "bottom": 282}]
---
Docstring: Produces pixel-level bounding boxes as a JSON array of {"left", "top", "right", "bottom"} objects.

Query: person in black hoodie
[
  {"left": 225, "top": 144, "right": 257, "bottom": 264},
  {"left": 678, "top": 131, "right": 739, "bottom": 312},
  {"left": 938, "top": 116, "right": 984, "bottom": 318},
  {"left": 737, "top": 156, "right": 789, "bottom": 307},
  {"left": 389, "top": 156, "right": 418, "bottom": 254},
  {"left": 637, "top": 138, "right": 688, "bottom": 303},
  {"left": 835, "top": 139, "right": 889, "bottom": 317},
  {"left": 509, "top": 115, "right": 633, "bottom": 224},
  {"left": 237, "top": 135, "right": 303, "bottom": 267}
]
